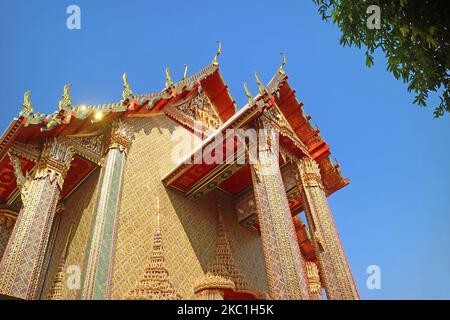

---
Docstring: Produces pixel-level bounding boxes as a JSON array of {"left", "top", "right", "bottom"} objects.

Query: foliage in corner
[{"left": 313, "top": 0, "right": 449, "bottom": 117}]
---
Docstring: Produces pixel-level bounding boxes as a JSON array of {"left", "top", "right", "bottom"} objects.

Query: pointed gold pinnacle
[
  {"left": 279, "top": 52, "right": 286, "bottom": 75},
  {"left": 254, "top": 72, "right": 265, "bottom": 95},
  {"left": 182, "top": 65, "right": 188, "bottom": 80},
  {"left": 212, "top": 41, "right": 222, "bottom": 66},
  {"left": 243, "top": 83, "right": 254, "bottom": 105},
  {"left": 165, "top": 67, "right": 173, "bottom": 88},
  {"left": 122, "top": 73, "right": 133, "bottom": 100}
]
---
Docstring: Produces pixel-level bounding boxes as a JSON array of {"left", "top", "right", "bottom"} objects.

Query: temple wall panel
[
  {"left": 109, "top": 115, "right": 268, "bottom": 299},
  {"left": 41, "top": 169, "right": 101, "bottom": 299},
  {"left": 0, "top": 226, "right": 12, "bottom": 259}
]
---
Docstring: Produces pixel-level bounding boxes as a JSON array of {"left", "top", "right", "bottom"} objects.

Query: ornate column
[
  {"left": 296, "top": 157, "right": 359, "bottom": 300},
  {"left": 0, "top": 139, "right": 74, "bottom": 299},
  {"left": 249, "top": 121, "right": 310, "bottom": 300},
  {"left": 82, "top": 119, "right": 134, "bottom": 300}
]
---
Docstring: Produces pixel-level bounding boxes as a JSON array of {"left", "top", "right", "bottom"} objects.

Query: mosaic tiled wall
[
  {"left": 110, "top": 115, "right": 268, "bottom": 299},
  {"left": 0, "top": 226, "right": 12, "bottom": 260},
  {"left": 41, "top": 169, "right": 101, "bottom": 299}
]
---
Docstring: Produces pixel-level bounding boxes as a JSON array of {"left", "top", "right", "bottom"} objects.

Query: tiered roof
[{"left": 0, "top": 45, "right": 348, "bottom": 222}]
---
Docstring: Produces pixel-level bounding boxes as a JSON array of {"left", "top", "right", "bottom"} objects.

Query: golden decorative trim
[
  {"left": 0, "top": 209, "right": 17, "bottom": 229},
  {"left": 212, "top": 41, "right": 222, "bottom": 67},
  {"left": 63, "top": 135, "right": 105, "bottom": 165},
  {"left": 109, "top": 119, "right": 134, "bottom": 154},
  {"left": 9, "top": 142, "right": 41, "bottom": 162},
  {"left": 122, "top": 73, "right": 133, "bottom": 101},
  {"left": 305, "top": 261, "right": 323, "bottom": 300},
  {"left": 34, "top": 139, "right": 75, "bottom": 189},
  {"left": 8, "top": 152, "right": 33, "bottom": 205},
  {"left": 58, "top": 84, "right": 72, "bottom": 111},
  {"left": 20, "top": 91, "right": 34, "bottom": 117}
]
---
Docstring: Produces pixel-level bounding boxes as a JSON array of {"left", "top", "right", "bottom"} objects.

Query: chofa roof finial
[
  {"left": 279, "top": 52, "right": 286, "bottom": 75},
  {"left": 58, "top": 84, "right": 72, "bottom": 110},
  {"left": 182, "top": 64, "right": 188, "bottom": 81},
  {"left": 254, "top": 72, "right": 265, "bottom": 95},
  {"left": 165, "top": 67, "right": 173, "bottom": 88},
  {"left": 243, "top": 83, "right": 254, "bottom": 105},
  {"left": 122, "top": 73, "right": 133, "bottom": 100},
  {"left": 212, "top": 41, "right": 222, "bottom": 66},
  {"left": 20, "top": 90, "right": 34, "bottom": 117}
]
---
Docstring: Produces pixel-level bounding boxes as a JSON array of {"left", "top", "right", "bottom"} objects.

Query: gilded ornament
[
  {"left": 58, "top": 84, "right": 72, "bottom": 111},
  {"left": 20, "top": 90, "right": 34, "bottom": 117},
  {"left": 279, "top": 52, "right": 286, "bottom": 75},
  {"left": 165, "top": 67, "right": 173, "bottom": 88},
  {"left": 243, "top": 83, "right": 254, "bottom": 105},
  {"left": 109, "top": 119, "right": 134, "bottom": 153},
  {"left": 122, "top": 73, "right": 133, "bottom": 100},
  {"left": 212, "top": 41, "right": 222, "bottom": 66},
  {"left": 183, "top": 65, "right": 188, "bottom": 80}
]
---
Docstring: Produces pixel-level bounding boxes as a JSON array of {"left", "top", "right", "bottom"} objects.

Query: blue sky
[{"left": 0, "top": 0, "right": 449, "bottom": 299}]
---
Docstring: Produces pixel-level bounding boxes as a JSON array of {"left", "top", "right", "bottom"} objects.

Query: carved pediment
[
  {"left": 264, "top": 105, "right": 294, "bottom": 134},
  {"left": 263, "top": 105, "right": 308, "bottom": 153},
  {"left": 168, "top": 93, "right": 222, "bottom": 132},
  {"left": 63, "top": 135, "right": 105, "bottom": 165}
]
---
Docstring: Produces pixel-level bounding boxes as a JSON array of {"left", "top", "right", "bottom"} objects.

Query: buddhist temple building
[{"left": 0, "top": 46, "right": 359, "bottom": 300}]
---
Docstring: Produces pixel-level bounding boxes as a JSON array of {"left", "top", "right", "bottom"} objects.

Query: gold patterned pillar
[
  {"left": 296, "top": 157, "right": 359, "bottom": 300},
  {"left": 0, "top": 139, "right": 74, "bottom": 299},
  {"left": 250, "top": 121, "right": 310, "bottom": 300},
  {"left": 82, "top": 119, "right": 134, "bottom": 300}
]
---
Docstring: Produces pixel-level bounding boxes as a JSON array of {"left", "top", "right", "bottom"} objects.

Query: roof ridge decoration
[
  {"left": 193, "top": 204, "right": 263, "bottom": 299},
  {"left": 278, "top": 52, "right": 286, "bottom": 75},
  {"left": 14, "top": 44, "right": 224, "bottom": 132},
  {"left": 165, "top": 67, "right": 174, "bottom": 89},
  {"left": 122, "top": 73, "right": 133, "bottom": 101},
  {"left": 127, "top": 197, "right": 182, "bottom": 300},
  {"left": 182, "top": 65, "right": 188, "bottom": 81},
  {"left": 58, "top": 84, "right": 72, "bottom": 111},
  {"left": 20, "top": 90, "right": 33, "bottom": 118},
  {"left": 254, "top": 72, "right": 266, "bottom": 95},
  {"left": 212, "top": 41, "right": 222, "bottom": 67},
  {"left": 243, "top": 83, "right": 254, "bottom": 105}
]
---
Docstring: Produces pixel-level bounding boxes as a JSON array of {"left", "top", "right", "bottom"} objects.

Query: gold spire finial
[
  {"left": 122, "top": 73, "right": 133, "bottom": 100},
  {"left": 165, "top": 67, "right": 173, "bottom": 88},
  {"left": 20, "top": 90, "right": 34, "bottom": 117},
  {"left": 127, "top": 195, "right": 182, "bottom": 300},
  {"left": 254, "top": 72, "right": 265, "bottom": 95},
  {"left": 182, "top": 64, "right": 188, "bottom": 80},
  {"left": 279, "top": 52, "right": 286, "bottom": 75},
  {"left": 243, "top": 83, "right": 254, "bottom": 105},
  {"left": 58, "top": 84, "right": 72, "bottom": 110},
  {"left": 212, "top": 41, "right": 222, "bottom": 66}
]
